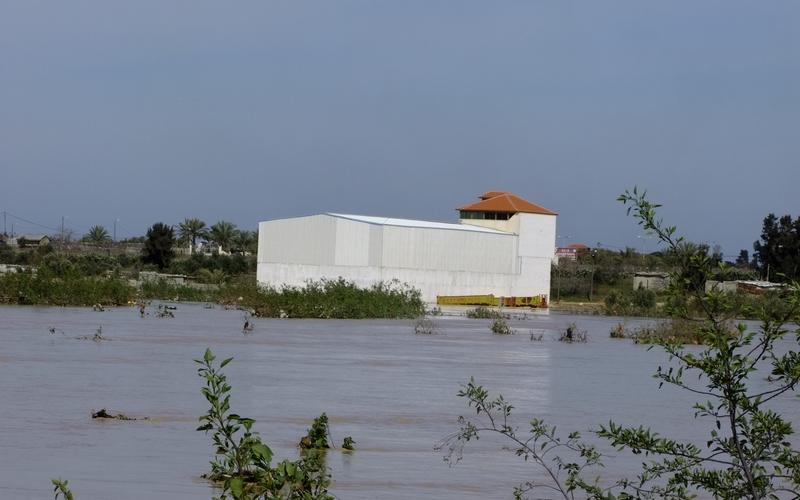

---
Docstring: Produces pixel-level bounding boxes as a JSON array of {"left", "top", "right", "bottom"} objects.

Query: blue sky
[{"left": 1, "top": 1, "right": 798, "bottom": 257}]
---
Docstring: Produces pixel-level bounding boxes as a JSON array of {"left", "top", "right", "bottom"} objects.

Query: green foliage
[
  {"left": 753, "top": 213, "right": 800, "bottom": 282},
  {"left": 490, "top": 317, "right": 514, "bottom": 335},
  {"left": 168, "top": 253, "right": 254, "bottom": 277},
  {"left": 51, "top": 479, "right": 74, "bottom": 500},
  {"left": 341, "top": 437, "right": 355, "bottom": 451},
  {"left": 82, "top": 225, "right": 111, "bottom": 246},
  {"left": 443, "top": 187, "right": 800, "bottom": 500},
  {"left": 629, "top": 319, "right": 707, "bottom": 345},
  {"left": 196, "top": 348, "right": 332, "bottom": 500},
  {"left": 0, "top": 266, "right": 134, "bottom": 306},
  {"left": 209, "top": 221, "right": 238, "bottom": 253},
  {"left": 139, "top": 279, "right": 214, "bottom": 302},
  {"left": 197, "top": 268, "right": 228, "bottom": 285},
  {"left": 142, "top": 223, "right": 176, "bottom": 271},
  {"left": 437, "top": 378, "right": 606, "bottom": 500},
  {"left": 465, "top": 306, "right": 503, "bottom": 319},
  {"left": 178, "top": 218, "right": 209, "bottom": 249},
  {"left": 231, "top": 230, "right": 258, "bottom": 255},
  {"left": 218, "top": 277, "right": 424, "bottom": 319},
  {"left": 604, "top": 287, "right": 658, "bottom": 316},
  {"left": 299, "top": 414, "right": 331, "bottom": 450}
]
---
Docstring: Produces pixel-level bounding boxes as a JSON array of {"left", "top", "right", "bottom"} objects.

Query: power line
[{"left": 1, "top": 210, "right": 60, "bottom": 232}]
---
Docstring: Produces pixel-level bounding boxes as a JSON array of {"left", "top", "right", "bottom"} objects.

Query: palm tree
[
  {"left": 208, "top": 221, "right": 237, "bottom": 253},
  {"left": 231, "top": 230, "right": 257, "bottom": 255},
  {"left": 84, "top": 225, "right": 111, "bottom": 246},
  {"left": 178, "top": 218, "right": 208, "bottom": 254}
]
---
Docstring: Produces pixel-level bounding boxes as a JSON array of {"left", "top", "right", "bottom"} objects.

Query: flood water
[{"left": 0, "top": 304, "right": 797, "bottom": 499}]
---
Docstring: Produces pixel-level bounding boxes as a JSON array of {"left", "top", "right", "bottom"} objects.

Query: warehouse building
[{"left": 257, "top": 191, "right": 556, "bottom": 303}]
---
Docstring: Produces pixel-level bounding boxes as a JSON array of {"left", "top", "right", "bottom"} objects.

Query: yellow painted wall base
[{"left": 436, "top": 294, "right": 548, "bottom": 308}]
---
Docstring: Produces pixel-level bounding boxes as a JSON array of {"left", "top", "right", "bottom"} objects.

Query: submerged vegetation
[
  {"left": 490, "top": 317, "right": 514, "bottom": 335},
  {"left": 299, "top": 413, "right": 331, "bottom": 451},
  {"left": 558, "top": 322, "right": 588, "bottom": 343},
  {"left": 0, "top": 266, "right": 134, "bottom": 306},
  {"left": 196, "top": 348, "right": 333, "bottom": 499},
  {"left": 0, "top": 258, "right": 424, "bottom": 319},
  {"left": 217, "top": 277, "right": 424, "bottom": 319},
  {"left": 465, "top": 306, "right": 503, "bottom": 319},
  {"left": 442, "top": 188, "right": 800, "bottom": 499}
]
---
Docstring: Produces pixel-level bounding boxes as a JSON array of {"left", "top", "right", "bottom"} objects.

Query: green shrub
[
  {"left": 196, "top": 349, "right": 332, "bottom": 499},
  {"left": 490, "top": 317, "right": 514, "bottom": 335},
  {"left": 0, "top": 268, "right": 134, "bottom": 306},
  {"left": 299, "top": 413, "right": 331, "bottom": 450},
  {"left": 604, "top": 288, "right": 659, "bottom": 316},
  {"left": 139, "top": 279, "right": 214, "bottom": 302},
  {"left": 218, "top": 277, "right": 424, "bottom": 319},
  {"left": 466, "top": 306, "right": 503, "bottom": 319}
]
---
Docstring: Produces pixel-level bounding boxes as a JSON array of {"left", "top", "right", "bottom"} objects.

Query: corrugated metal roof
[
  {"left": 458, "top": 192, "right": 557, "bottom": 215},
  {"left": 326, "top": 213, "right": 514, "bottom": 235}
]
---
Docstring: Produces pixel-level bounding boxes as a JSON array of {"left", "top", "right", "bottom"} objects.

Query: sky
[{"left": 1, "top": 1, "right": 798, "bottom": 258}]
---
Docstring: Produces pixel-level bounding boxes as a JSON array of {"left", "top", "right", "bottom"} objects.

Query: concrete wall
[
  {"left": 511, "top": 213, "right": 556, "bottom": 298},
  {"left": 633, "top": 275, "right": 669, "bottom": 291},
  {"left": 257, "top": 262, "right": 518, "bottom": 301}
]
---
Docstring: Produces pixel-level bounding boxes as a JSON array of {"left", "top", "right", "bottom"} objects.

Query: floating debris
[
  {"left": 75, "top": 326, "right": 108, "bottom": 342},
  {"left": 156, "top": 305, "right": 175, "bottom": 318},
  {"left": 242, "top": 319, "right": 254, "bottom": 334},
  {"left": 91, "top": 408, "right": 148, "bottom": 421}
]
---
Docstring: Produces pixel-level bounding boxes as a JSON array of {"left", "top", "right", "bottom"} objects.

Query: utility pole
[{"left": 61, "top": 216, "right": 65, "bottom": 249}]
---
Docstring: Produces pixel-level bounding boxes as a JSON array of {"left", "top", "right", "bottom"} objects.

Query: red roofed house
[{"left": 257, "top": 191, "right": 557, "bottom": 303}]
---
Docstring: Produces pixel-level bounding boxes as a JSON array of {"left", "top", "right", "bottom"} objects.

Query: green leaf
[
  {"left": 252, "top": 442, "right": 273, "bottom": 463},
  {"left": 229, "top": 476, "right": 244, "bottom": 498}
]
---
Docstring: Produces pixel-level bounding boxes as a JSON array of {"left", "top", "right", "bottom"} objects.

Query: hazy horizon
[{"left": 2, "top": 1, "right": 798, "bottom": 258}]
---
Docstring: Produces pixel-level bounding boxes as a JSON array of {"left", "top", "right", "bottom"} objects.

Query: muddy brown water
[{"left": 0, "top": 304, "right": 797, "bottom": 499}]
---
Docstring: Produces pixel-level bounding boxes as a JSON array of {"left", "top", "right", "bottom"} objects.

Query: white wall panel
[
  {"left": 381, "top": 226, "right": 515, "bottom": 274},
  {"left": 334, "top": 218, "right": 371, "bottom": 266},
  {"left": 258, "top": 215, "right": 336, "bottom": 265}
]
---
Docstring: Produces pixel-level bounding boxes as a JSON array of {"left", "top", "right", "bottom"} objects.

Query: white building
[{"left": 257, "top": 191, "right": 556, "bottom": 303}]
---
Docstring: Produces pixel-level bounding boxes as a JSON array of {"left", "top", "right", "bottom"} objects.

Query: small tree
[
  {"left": 753, "top": 213, "right": 800, "bottom": 282},
  {"left": 142, "top": 223, "right": 176, "bottom": 270},
  {"left": 441, "top": 187, "right": 800, "bottom": 500}
]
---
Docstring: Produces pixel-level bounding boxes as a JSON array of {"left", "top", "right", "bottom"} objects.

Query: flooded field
[{"left": 0, "top": 304, "right": 797, "bottom": 499}]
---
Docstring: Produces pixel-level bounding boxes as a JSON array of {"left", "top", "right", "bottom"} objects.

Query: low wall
[{"left": 257, "top": 262, "right": 549, "bottom": 303}]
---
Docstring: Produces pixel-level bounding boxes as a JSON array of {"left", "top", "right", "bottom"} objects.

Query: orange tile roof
[{"left": 458, "top": 191, "right": 557, "bottom": 215}]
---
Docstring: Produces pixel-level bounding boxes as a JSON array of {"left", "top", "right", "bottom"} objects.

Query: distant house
[
  {"left": 633, "top": 271, "right": 670, "bottom": 291},
  {"left": 16, "top": 234, "right": 51, "bottom": 248},
  {"left": 555, "top": 243, "right": 588, "bottom": 263}
]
